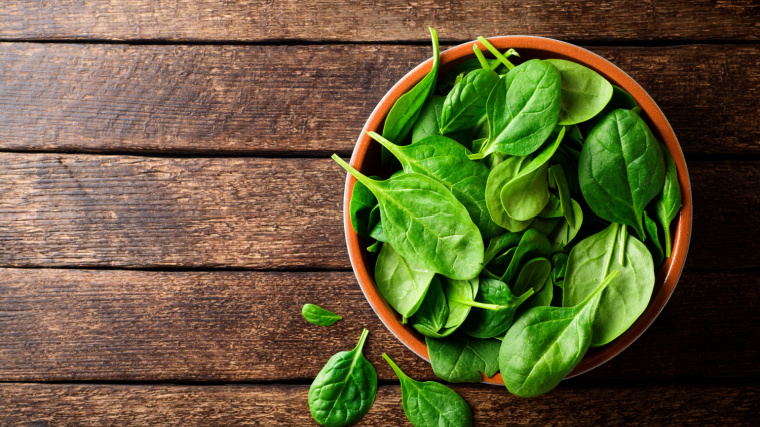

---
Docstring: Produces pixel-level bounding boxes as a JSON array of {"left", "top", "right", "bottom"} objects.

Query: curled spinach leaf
[
  {"left": 375, "top": 243, "right": 435, "bottom": 318},
  {"left": 499, "top": 271, "right": 618, "bottom": 398},
  {"left": 644, "top": 211, "right": 665, "bottom": 268},
  {"left": 333, "top": 155, "right": 484, "bottom": 280},
  {"left": 579, "top": 109, "right": 666, "bottom": 240},
  {"left": 383, "top": 353, "right": 473, "bottom": 427},
  {"left": 654, "top": 143, "right": 682, "bottom": 257},
  {"left": 302, "top": 304, "right": 342, "bottom": 326},
  {"left": 501, "top": 228, "right": 551, "bottom": 285},
  {"left": 440, "top": 68, "right": 501, "bottom": 134},
  {"left": 563, "top": 223, "right": 655, "bottom": 346},
  {"left": 485, "top": 156, "right": 533, "bottom": 231},
  {"left": 309, "top": 329, "right": 377, "bottom": 426},
  {"left": 427, "top": 334, "right": 501, "bottom": 383},
  {"left": 410, "top": 276, "right": 449, "bottom": 337},
  {"left": 544, "top": 59, "right": 613, "bottom": 126}
]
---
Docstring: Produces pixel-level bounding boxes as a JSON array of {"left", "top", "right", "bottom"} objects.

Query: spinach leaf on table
[
  {"left": 333, "top": 155, "right": 484, "bottom": 280},
  {"left": 383, "top": 353, "right": 473, "bottom": 427},
  {"left": 309, "top": 329, "right": 377, "bottom": 426},
  {"left": 375, "top": 243, "right": 436, "bottom": 318},
  {"left": 369, "top": 132, "right": 502, "bottom": 238},
  {"left": 460, "top": 278, "right": 534, "bottom": 338},
  {"left": 578, "top": 109, "right": 666, "bottom": 240},
  {"left": 382, "top": 27, "right": 440, "bottom": 145},
  {"left": 499, "top": 271, "right": 618, "bottom": 398},
  {"left": 563, "top": 223, "right": 655, "bottom": 346},
  {"left": 302, "top": 304, "right": 342, "bottom": 326},
  {"left": 440, "top": 68, "right": 501, "bottom": 134},
  {"left": 427, "top": 334, "right": 501, "bottom": 383},
  {"left": 654, "top": 142, "right": 682, "bottom": 257},
  {"left": 477, "top": 59, "right": 562, "bottom": 158},
  {"left": 544, "top": 59, "right": 613, "bottom": 126}
]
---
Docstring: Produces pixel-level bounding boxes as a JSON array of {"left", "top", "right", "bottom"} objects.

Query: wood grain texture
[
  {"left": 0, "top": 1, "right": 758, "bottom": 42},
  {"left": 0, "top": 269, "right": 756, "bottom": 382},
  {"left": 0, "top": 383, "right": 757, "bottom": 426},
  {"left": 0, "top": 43, "right": 757, "bottom": 155},
  {"left": 0, "top": 154, "right": 757, "bottom": 271}
]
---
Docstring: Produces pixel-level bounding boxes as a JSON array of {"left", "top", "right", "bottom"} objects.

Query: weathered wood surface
[
  {"left": 0, "top": 269, "right": 756, "bottom": 382},
  {"left": 0, "top": 383, "right": 756, "bottom": 426},
  {"left": 1, "top": 1, "right": 758, "bottom": 42},
  {"left": 0, "top": 43, "right": 757, "bottom": 155},
  {"left": 0, "top": 155, "right": 755, "bottom": 271}
]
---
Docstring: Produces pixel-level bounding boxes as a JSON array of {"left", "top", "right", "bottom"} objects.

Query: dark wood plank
[
  {"left": 0, "top": 383, "right": 756, "bottom": 426},
  {"left": 0, "top": 43, "right": 757, "bottom": 155},
  {"left": 1, "top": 1, "right": 757, "bottom": 42},
  {"left": 0, "top": 269, "right": 756, "bottom": 381},
  {"left": 0, "top": 154, "right": 756, "bottom": 271}
]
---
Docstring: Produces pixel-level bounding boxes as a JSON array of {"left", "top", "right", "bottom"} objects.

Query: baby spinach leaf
[
  {"left": 367, "top": 240, "right": 382, "bottom": 253},
  {"left": 512, "top": 257, "right": 552, "bottom": 297},
  {"left": 382, "top": 27, "right": 440, "bottom": 145},
  {"left": 654, "top": 143, "right": 682, "bottom": 257},
  {"left": 461, "top": 278, "right": 534, "bottom": 338},
  {"left": 499, "top": 271, "right": 618, "bottom": 398},
  {"left": 309, "top": 329, "right": 377, "bottom": 426},
  {"left": 478, "top": 59, "right": 562, "bottom": 158},
  {"left": 501, "top": 163, "right": 550, "bottom": 221},
  {"left": 333, "top": 155, "right": 484, "bottom": 280},
  {"left": 549, "top": 164, "right": 575, "bottom": 229},
  {"left": 441, "top": 277, "right": 479, "bottom": 332},
  {"left": 502, "top": 229, "right": 551, "bottom": 285},
  {"left": 369, "top": 218, "right": 386, "bottom": 242},
  {"left": 440, "top": 68, "right": 501, "bottom": 134},
  {"left": 427, "top": 334, "right": 501, "bottom": 383},
  {"left": 539, "top": 194, "right": 563, "bottom": 218},
  {"left": 375, "top": 244, "right": 436, "bottom": 318},
  {"left": 369, "top": 132, "right": 502, "bottom": 238},
  {"left": 484, "top": 231, "right": 524, "bottom": 264},
  {"left": 487, "top": 246, "right": 517, "bottom": 277},
  {"left": 412, "top": 96, "right": 445, "bottom": 143},
  {"left": 485, "top": 156, "right": 533, "bottom": 231},
  {"left": 544, "top": 59, "right": 613, "bottom": 126},
  {"left": 644, "top": 211, "right": 665, "bottom": 268},
  {"left": 547, "top": 199, "right": 584, "bottom": 253},
  {"left": 302, "top": 304, "right": 343, "bottom": 326},
  {"left": 410, "top": 276, "right": 450, "bottom": 337},
  {"left": 563, "top": 223, "right": 655, "bottom": 346},
  {"left": 349, "top": 180, "right": 377, "bottom": 238},
  {"left": 584, "top": 85, "right": 638, "bottom": 136},
  {"left": 578, "top": 109, "right": 666, "bottom": 240},
  {"left": 383, "top": 353, "right": 473, "bottom": 427}
]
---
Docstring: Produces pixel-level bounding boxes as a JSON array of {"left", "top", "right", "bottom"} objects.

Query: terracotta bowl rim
[{"left": 342, "top": 35, "right": 693, "bottom": 385}]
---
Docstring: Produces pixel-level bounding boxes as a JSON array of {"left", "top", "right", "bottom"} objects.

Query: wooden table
[{"left": 0, "top": 2, "right": 758, "bottom": 425}]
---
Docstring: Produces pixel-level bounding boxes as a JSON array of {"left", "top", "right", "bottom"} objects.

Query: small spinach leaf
[
  {"left": 654, "top": 143, "right": 682, "bottom": 257},
  {"left": 501, "top": 228, "right": 551, "bottom": 286},
  {"left": 383, "top": 353, "right": 473, "bottom": 427},
  {"left": 512, "top": 257, "right": 552, "bottom": 297},
  {"left": 440, "top": 68, "right": 501, "bottom": 134},
  {"left": 375, "top": 244, "right": 436, "bottom": 318},
  {"left": 544, "top": 59, "right": 613, "bottom": 126},
  {"left": 302, "top": 304, "right": 342, "bottom": 326},
  {"left": 410, "top": 276, "right": 450, "bottom": 337},
  {"left": 427, "top": 334, "right": 501, "bottom": 383},
  {"left": 309, "top": 329, "right": 377, "bottom": 426}
]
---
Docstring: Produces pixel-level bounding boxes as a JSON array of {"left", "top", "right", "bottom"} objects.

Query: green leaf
[
  {"left": 302, "top": 304, "right": 342, "bottom": 326},
  {"left": 460, "top": 278, "right": 533, "bottom": 338},
  {"left": 485, "top": 156, "right": 533, "bottom": 231},
  {"left": 499, "top": 272, "right": 618, "bottom": 398},
  {"left": 517, "top": 277, "right": 554, "bottom": 316},
  {"left": 332, "top": 155, "right": 484, "bottom": 280},
  {"left": 427, "top": 335, "right": 501, "bottom": 382},
  {"left": 544, "top": 59, "right": 613, "bottom": 126},
  {"left": 579, "top": 109, "right": 666, "bottom": 240},
  {"left": 410, "top": 276, "right": 449, "bottom": 337},
  {"left": 437, "top": 57, "right": 504, "bottom": 95},
  {"left": 563, "top": 223, "right": 655, "bottom": 346},
  {"left": 479, "top": 59, "right": 562, "bottom": 157},
  {"left": 654, "top": 143, "right": 682, "bottom": 257},
  {"left": 512, "top": 257, "right": 552, "bottom": 297},
  {"left": 369, "top": 132, "right": 502, "bottom": 238},
  {"left": 644, "top": 210, "right": 665, "bottom": 268},
  {"left": 547, "top": 199, "right": 584, "bottom": 253},
  {"left": 484, "top": 231, "right": 524, "bottom": 265},
  {"left": 440, "top": 68, "right": 501, "bottom": 134},
  {"left": 375, "top": 244, "right": 435, "bottom": 318},
  {"left": 501, "top": 228, "right": 551, "bottom": 286},
  {"left": 383, "top": 353, "right": 473, "bottom": 427},
  {"left": 583, "top": 85, "right": 638, "bottom": 136},
  {"left": 501, "top": 162, "right": 550, "bottom": 221},
  {"left": 382, "top": 27, "right": 440, "bottom": 144},
  {"left": 309, "top": 329, "right": 377, "bottom": 426},
  {"left": 349, "top": 180, "right": 377, "bottom": 238}
]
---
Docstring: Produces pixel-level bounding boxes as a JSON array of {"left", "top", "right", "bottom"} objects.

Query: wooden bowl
[{"left": 341, "top": 36, "right": 693, "bottom": 384}]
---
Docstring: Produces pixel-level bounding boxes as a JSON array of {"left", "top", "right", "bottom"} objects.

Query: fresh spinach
[
  {"left": 579, "top": 109, "right": 666, "bottom": 240},
  {"left": 369, "top": 132, "right": 502, "bottom": 238},
  {"left": 410, "top": 276, "right": 449, "bottom": 337},
  {"left": 309, "top": 329, "right": 377, "bottom": 426},
  {"left": 440, "top": 68, "right": 500, "bottom": 134},
  {"left": 375, "top": 243, "right": 436, "bottom": 318},
  {"left": 302, "top": 304, "right": 342, "bottom": 326},
  {"left": 547, "top": 199, "right": 584, "bottom": 253},
  {"left": 460, "top": 278, "right": 534, "bottom": 338},
  {"left": 644, "top": 211, "right": 665, "bottom": 267},
  {"left": 427, "top": 334, "right": 501, "bottom": 382},
  {"left": 333, "top": 155, "right": 484, "bottom": 280},
  {"left": 383, "top": 353, "right": 474, "bottom": 427},
  {"left": 500, "top": 271, "right": 618, "bottom": 397},
  {"left": 563, "top": 223, "right": 655, "bottom": 346},
  {"left": 477, "top": 59, "right": 562, "bottom": 158},
  {"left": 544, "top": 59, "right": 613, "bottom": 126},
  {"left": 485, "top": 156, "right": 533, "bottom": 231},
  {"left": 501, "top": 229, "right": 551, "bottom": 285},
  {"left": 654, "top": 143, "right": 682, "bottom": 257},
  {"left": 349, "top": 180, "right": 377, "bottom": 238},
  {"left": 517, "top": 277, "right": 554, "bottom": 315},
  {"left": 512, "top": 257, "right": 552, "bottom": 296}
]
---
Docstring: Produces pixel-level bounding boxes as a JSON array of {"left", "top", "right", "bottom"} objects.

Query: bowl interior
[{"left": 344, "top": 36, "right": 693, "bottom": 385}]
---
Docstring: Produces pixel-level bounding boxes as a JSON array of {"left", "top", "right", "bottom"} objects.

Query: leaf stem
[
  {"left": 618, "top": 223, "right": 627, "bottom": 266},
  {"left": 664, "top": 221, "right": 673, "bottom": 258},
  {"left": 577, "top": 270, "right": 620, "bottom": 308},
  {"left": 473, "top": 44, "right": 490, "bottom": 70},
  {"left": 477, "top": 37, "right": 516, "bottom": 70},
  {"left": 451, "top": 290, "right": 534, "bottom": 311},
  {"left": 331, "top": 154, "right": 377, "bottom": 191},
  {"left": 367, "top": 131, "right": 403, "bottom": 162},
  {"left": 355, "top": 328, "right": 370, "bottom": 353},
  {"left": 602, "top": 223, "right": 618, "bottom": 277},
  {"left": 382, "top": 353, "right": 408, "bottom": 380}
]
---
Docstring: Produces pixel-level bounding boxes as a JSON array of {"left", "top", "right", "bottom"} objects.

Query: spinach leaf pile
[{"left": 335, "top": 29, "right": 683, "bottom": 401}]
